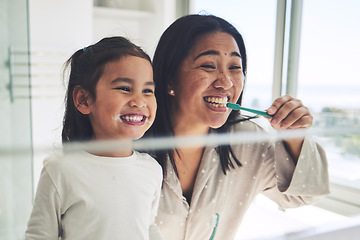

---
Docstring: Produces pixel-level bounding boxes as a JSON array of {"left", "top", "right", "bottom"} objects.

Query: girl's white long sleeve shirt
[{"left": 26, "top": 150, "right": 163, "bottom": 240}]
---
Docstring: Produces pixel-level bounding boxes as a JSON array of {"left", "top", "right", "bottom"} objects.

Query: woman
[{"left": 148, "top": 14, "right": 329, "bottom": 240}]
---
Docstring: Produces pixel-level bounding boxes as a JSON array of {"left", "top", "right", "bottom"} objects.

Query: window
[
  {"left": 298, "top": 0, "right": 360, "bottom": 192},
  {"left": 191, "top": 0, "right": 360, "bottom": 237},
  {"left": 192, "top": 0, "right": 360, "bottom": 195},
  {"left": 192, "top": 0, "right": 277, "bottom": 110}
]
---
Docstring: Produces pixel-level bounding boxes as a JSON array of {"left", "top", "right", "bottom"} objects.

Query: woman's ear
[
  {"left": 168, "top": 85, "right": 175, "bottom": 96},
  {"left": 73, "top": 86, "right": 92, "bottom": 114}
]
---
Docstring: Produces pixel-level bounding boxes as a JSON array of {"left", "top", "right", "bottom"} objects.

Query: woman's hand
[
  {"left": 266, "top": 94, "right": 313, "bottom": 130},
  {"left": 265, "top": 95, "right": 313, "bottom": 161}
]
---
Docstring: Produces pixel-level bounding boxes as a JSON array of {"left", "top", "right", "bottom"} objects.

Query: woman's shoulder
[
  {"left": 229, "top": 116, "right": 269, "bottom": 133},
  {"left": 227, "top": 116, "right": 274, "bottom": 150}
]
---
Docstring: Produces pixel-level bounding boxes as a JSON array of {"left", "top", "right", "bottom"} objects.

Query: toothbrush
[
  {"left": 226, "top": 102, "right": 274, "bottom": 118},
  {"left": 209, "top": 213, "right": 220, "bottom": 240}
]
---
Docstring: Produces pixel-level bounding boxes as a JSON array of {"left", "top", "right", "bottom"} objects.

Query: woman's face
[{"left": 171, "top": 31, "right": 244, "bottom": 133}]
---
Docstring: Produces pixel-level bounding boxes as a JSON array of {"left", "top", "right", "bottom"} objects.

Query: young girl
[{"left": 25, "top": 37, "right": 163, "bottom": 240}]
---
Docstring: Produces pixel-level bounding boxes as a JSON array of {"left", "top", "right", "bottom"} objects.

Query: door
[{"left": 0, "top": 0, "right": 33, "bottom": 239}]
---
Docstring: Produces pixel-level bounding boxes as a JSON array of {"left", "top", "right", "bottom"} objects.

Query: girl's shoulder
[
  {"left": 133, "top": 151, "right": 163, "bottom": 181},
  {"left": 134, "top": 151, "right": 162, "bottom": 170},
  {"left": 43, "top": 149, "right": 88, "bottom": 172},
  {"left": 43, "top": 149, "right": 65, "bottom": 166}
]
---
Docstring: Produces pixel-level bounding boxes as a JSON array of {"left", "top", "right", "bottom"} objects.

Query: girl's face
[
  {"left": 88, "top": 56, "right": 156, "bottom": 140},
  {"left": 171, "top": 31, "right": 244, "bottom": 133}
]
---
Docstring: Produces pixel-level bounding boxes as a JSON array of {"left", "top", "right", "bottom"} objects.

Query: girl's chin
[
  {"left": 126, "top": 133, "right": 145, "bottom": 140},
  {"left": 111, "top": 132, "right": 146, "bottom": 141}
]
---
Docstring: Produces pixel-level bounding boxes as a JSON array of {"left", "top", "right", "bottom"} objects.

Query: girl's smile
[
  {"left": 86, "top": 56, "right": 157, "bottom": 141},
  {"left": 115, "top": 113, "right": 152, "bottom": 125}
]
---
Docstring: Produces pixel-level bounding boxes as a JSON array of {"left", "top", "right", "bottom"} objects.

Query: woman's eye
[
  {"left": 230, "top": 65, "right": 241, "bottom": 70},
  {"left": 201, "top": 64, "right": 215, "bottom": 69}
]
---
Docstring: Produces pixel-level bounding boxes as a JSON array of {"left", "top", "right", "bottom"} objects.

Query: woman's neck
[
  {"left": 174, "top": 143, "right": 205, "bottom": 204},
  {"left": 173, "top": 119, "right": 210, "bottom": 137}
]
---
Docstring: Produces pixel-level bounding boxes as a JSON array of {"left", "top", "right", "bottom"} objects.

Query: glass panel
[
  {"left": 192, "top": 0, "right": 277, "bottom": 110},
  {"left": 0, "top": 0, "right": 33, "bottom": 239},
  {"left": 298, "top": 0, "right": 360, "bottom": 190}
]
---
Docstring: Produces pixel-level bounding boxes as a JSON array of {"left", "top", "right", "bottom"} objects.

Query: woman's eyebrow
[
  {"left": 231, "top": 52, "right": 241, "bottom": 58},
  {"left": 194, "top": 50, "right": 241, "bottom": 61},
  {"left": 194, "top": 50, "right": 219, "bottom": 61}
]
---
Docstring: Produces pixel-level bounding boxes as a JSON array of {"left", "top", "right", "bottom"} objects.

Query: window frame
[
  {"left": 189, "top": 0, "right": 360, "bottom": 216},
  {"left": 274, "top": 0, "right": 360, "bottom": 216}
]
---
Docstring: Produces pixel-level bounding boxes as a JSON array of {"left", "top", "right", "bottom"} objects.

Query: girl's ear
[{"left": 73, "top": 86, "right": 92, "bottom": 115}]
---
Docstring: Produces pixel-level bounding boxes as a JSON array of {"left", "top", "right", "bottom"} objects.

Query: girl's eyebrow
[
  {"left": 111, "top": 78, "right": 154, "bottom": 86},
  {"left": 194, "top": 50, "right": 241, "bottom": 61},
  {"left": 111, "top": 78, "right": 132, "bottom": 84},
  {"left": 145, "top": 81, "right": 155, "bottom": 86}
]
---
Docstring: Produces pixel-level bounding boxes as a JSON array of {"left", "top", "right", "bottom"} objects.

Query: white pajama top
[{"left": 155, "top": 120, "right": 329, "bottom": 240}]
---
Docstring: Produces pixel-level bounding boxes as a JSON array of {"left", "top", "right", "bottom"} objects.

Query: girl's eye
[
  {"left": 115, "top": 86, "right": 130, "bottom": 92},
  {"left": 143, "top": 89, "right": 154, "bottom": 94}
]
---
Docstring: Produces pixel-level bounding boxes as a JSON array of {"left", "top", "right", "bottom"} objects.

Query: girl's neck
[
  {"left": 88, "top": 148, "right": 133, "bottom": 158},
  {"left": 88, "top": 137, "right": 133, "bottom": 158}
]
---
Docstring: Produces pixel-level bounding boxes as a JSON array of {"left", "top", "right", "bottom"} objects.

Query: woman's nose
[{"left": 213, "top": 70, "right": 233, "bottom": 90}]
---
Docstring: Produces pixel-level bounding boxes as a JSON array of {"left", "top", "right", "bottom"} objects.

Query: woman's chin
[{"left": 209, "top": 118, "right": 228, "bottom": 129}]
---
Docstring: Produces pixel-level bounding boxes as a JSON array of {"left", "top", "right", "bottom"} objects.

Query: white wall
[
  {"left": 28, "top": 0, "right": 177, "bottom": 190},
  {"left": 28, "top": 0, "right": 94, "bottom": 188},
  {"left": 29, "top": 0, "right": 93, "bottom": 52}
]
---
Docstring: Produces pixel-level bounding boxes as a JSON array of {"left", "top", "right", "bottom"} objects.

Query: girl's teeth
[{"left": 121, "top": 115, "right": 144, "bottom": 122}]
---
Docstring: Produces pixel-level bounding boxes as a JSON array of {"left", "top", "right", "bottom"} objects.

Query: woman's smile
[
  {"left": 172, "top": 31, "right": 244, "bottom": 130},
  {"left": 203, "top": 96, "right": 228, "bottom": 108}
]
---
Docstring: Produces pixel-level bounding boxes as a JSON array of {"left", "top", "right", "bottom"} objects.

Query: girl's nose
[
  {"left": 129, "top": 94, "right": 146, "bottom": 108},
  {"left": 212, "top": 70, "right": 233, "bottom": 90}
]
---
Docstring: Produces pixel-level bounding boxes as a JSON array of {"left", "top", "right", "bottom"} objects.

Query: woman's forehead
[{"left": 190, "top": 31, "right": 240, "bottom": 57}]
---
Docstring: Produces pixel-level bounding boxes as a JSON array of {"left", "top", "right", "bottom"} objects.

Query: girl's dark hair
[
  {"left": 62, "top": 36, "right": 151, "bottom": 143},
  {"left": 147, "top": 14, "right": 250, "bottom": 176}
]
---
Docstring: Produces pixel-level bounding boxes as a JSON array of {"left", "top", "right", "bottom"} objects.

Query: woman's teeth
[{"left": 204, "top": 97, "right": 228, "bottom": 108}]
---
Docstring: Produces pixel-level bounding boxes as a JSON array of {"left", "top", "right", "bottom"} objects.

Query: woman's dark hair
[
  {"left": 148, "top": 14, "right": 250, "bottom": 175},
  {"left": 62, "top": 36, "right": 151, "bottom": 143}
]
